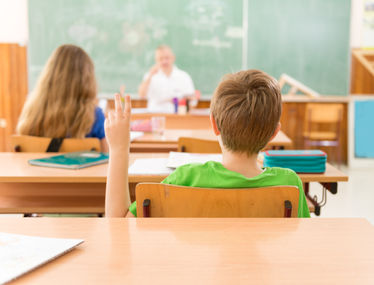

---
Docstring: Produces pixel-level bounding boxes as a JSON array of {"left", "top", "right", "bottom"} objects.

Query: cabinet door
[{"left": 0, "top": 44, "right": 28, "bottom": 151}]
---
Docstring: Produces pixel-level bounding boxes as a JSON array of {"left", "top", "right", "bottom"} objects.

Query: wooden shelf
[{"left": 351, "top": 49, "right": 374, "bottom": 94}]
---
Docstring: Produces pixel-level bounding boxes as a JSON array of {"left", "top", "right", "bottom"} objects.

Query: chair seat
[{"left": 303, "top": 131, "right": 337, "bottom": 141}]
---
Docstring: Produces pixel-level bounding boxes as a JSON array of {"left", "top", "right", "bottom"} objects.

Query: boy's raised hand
[{"left": 104, "top": 93, "right": 131, "bottom": 153}]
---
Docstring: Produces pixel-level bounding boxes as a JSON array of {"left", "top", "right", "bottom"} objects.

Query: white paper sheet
[
  {"left": 128, "top": 158, "right": 173, "bottom": 175},
  {"left": 131, "top": 108, "right": 173, "bottom": 114},
  {"left": 166, "top": 152, "right": 222, "bottom": 169},
  {"left": 0, "top": 232, "right": 83, "bottom": 284},
  {"left": 130, "top": 131, "right": 144, "bottom": 141}
]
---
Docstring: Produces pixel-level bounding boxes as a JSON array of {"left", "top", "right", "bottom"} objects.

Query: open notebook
[
  {"left": 128, "top": 152, "right": 223, "bottom": 175},
  {"left": 166, "top": 152, "right": 222, "bottom": 168},
  {"left": 0, "top": 232, "right": 83, "bottom": 284},
  {"left": 130, "top": 131, "right": 144, "bottom": 141}
]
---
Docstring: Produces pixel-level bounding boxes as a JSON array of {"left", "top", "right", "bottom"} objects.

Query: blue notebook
[
  {"left": 28, "top": 151, "right": 109, "bottom": 169},
  {"left": 263, "top": 150, "right": 327, "bottom": 173}
]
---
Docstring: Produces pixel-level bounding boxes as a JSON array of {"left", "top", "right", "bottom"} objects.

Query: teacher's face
[{"left": 155, "top": 48, "right": 175, "bottom": 71}]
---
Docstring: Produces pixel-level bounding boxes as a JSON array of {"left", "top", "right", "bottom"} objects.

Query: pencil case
[{"left": 263, "top": 150, "right": 327, "bottom": 173}]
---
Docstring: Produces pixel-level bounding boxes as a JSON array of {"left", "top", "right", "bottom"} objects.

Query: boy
[{"left": 105, "top": 70, "right": 310, "bottom": 218}]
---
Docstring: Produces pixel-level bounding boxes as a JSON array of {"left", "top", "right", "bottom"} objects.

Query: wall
[
  {"left": 0, "top": 0, "right": 367, "bottom": 50},
  {"left": 0, "top": 0, "right": 28, "bottom": 44},
  {"left": 351, "top": 0, "right": 364, "bottom": 48},
  {"left": 0, "top": 0, "right": 28, "bottom": 151}
]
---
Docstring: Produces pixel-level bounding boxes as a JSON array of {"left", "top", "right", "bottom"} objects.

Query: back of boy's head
[{"left": 210, "top": 69, "right": 281, "bottom": 155}]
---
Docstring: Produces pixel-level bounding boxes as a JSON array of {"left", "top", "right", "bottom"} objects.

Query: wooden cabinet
[
  {"left": 0, "top": 44, "right": 28, "bottom": 152},
  {"left": 280, "top": 98, "right": 348, "bottom": 164},
  {"left": 351, "top": 49, "right": 374, "bottom": 94}
]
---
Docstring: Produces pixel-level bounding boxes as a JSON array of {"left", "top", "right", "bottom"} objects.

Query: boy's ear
[
  {"left": 210, "top": 114, "right": 220, "bottom": 136},
  {"left": 269, "top": 122, "right": 281, "bottom": 142}
]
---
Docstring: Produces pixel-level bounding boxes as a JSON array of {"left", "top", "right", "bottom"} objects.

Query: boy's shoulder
[
  {"left": 263, "top": 166, "right": 302, "bottom": 184},
  {"left": 265, "top": 166, "right": 299, "bottom": 176},
  {"left": 169, "top": 163, "right": 299, "bottom": 178},
  {"left": 163, "top": 162, "right": 302, "bottom": 189},
  {"left": 168, "top": 161, "right": 218, "bottom": 176},
  {"left": 162, "top": 161, "right": 223, "bottom": 186}
]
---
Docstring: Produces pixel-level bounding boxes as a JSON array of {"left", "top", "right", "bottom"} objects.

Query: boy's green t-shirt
[{"left": 129, "top": 161, "right": 310, "bottom": 218}]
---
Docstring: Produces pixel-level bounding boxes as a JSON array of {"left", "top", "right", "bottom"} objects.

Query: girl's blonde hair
[{"left": 17, "top": 44, "right": 97, "bottom": 138}]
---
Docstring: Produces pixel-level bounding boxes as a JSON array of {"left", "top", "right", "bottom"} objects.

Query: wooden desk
[
  {"left": 131, "top": 109, "right": 211, "bottom": 129},
  {"left": 3, "top": 218, "right": 374, "bottom": 284},
  {"left": 0, "top": 153, "right": 348, "bottom": 215},
  {"left": 131, "top": 129, "right": 293, "bottom": 152}
]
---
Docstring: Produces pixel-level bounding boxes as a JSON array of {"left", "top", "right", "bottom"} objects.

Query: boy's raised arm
[{"left": 104, "top": 93, "right": 132, "bottom": 217}]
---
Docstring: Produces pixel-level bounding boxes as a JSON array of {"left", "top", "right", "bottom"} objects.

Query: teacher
[{"left": 138, "top": 45, "right": 195, "bottom": 112}]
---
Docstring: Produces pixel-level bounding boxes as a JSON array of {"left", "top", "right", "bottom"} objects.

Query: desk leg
[
  {"left": 319, "top": 182, "right": 338, "bottom": 195},
  {"left": 304, "top": 182, "right": 338, "bottom": 216},
  {"left": 304, "top": 182, "right": 320, "bottom": 216}
]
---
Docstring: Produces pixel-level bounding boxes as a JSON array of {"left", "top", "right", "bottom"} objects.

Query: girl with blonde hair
[{"left": 17, "top": 44, "right": 108, "bottom": 151}]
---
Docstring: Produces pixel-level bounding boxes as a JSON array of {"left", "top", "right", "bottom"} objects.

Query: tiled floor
[{"left": 309, "top": 165, "right": 374, "bottom": 225}]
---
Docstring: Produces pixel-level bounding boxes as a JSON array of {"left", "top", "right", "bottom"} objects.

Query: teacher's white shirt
[{"left": 143, "top": 66, "right": 195, "bottom": 113}]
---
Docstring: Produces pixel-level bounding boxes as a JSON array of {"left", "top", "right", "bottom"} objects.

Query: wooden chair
[
  {"left": 11, "top": 135, "right": 101, "bottom": 152},
  {"left": 177, "top": 137, "right": 221, "bottom": 153},
  {"left": 135, "top": 183, "right": 299, "bottom": 218},
  {"left": 303, "top": 103, "right": 343, "bottom": 164}
]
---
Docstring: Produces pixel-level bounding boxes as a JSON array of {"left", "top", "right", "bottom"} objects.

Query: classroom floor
[
  {"left": 309, "top": 165, "right": 374, "bottom": 224},
  {"left": 1, "top": 166, "right": 373, "bottom": 224}
]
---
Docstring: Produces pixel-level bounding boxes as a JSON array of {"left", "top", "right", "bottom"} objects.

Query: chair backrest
[
  {"left": 11, "top": 135, "right": 101, "bottom": 152},
  {"left": 177, "top": 137, "right": 221, "bottom": 153},
  {"left": 305, "top": 103, "right": 343, "bottom": 124},
  {"left": 135, "top": 183, "right": 299, "bottom": 218}
]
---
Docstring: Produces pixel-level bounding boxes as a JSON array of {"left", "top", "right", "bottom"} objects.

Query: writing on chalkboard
[{"left": 28, "top": 0, "right": 350, "bottom": 96}]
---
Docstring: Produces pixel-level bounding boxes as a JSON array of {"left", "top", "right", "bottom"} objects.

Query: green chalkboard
[
  {"left": 28, "top": 0, "right": 243, "bottom": 95},
  {"left": 247, "top": 0, "right": 351, "bottom": 95},
  {"left": 28, "top": 0, "right": 351, "bottom": 96}
]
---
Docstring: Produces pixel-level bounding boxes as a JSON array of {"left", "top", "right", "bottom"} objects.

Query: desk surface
[
  {"left": 131, "top": 108, "right": 210, "bottom": 116},
  {"left": 131, "top": 109, "right": 212, "bottom": 129},
  {"left": 0, "top": 153, "right": 348, "bottom": 184},
  {"left": 281, "top": 95, "right": 351, "bottom": 103},
  {"left": 132, "top": 129, "right": 292, "bottom": 147},
  {"left": 2, "top": 217, "right": 374, "bottom": 284},
  {"left": 194, "top": 96, "right": 351, "bottom": 104}
]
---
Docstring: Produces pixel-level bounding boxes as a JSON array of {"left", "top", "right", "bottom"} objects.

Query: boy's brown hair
[{"left": 211, "top": 69, "right": 282, "bottom": 155}]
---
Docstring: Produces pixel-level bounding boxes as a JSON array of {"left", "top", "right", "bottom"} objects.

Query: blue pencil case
[{"left": 263, "top": 150, "right": 327, "bottom": 173}]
